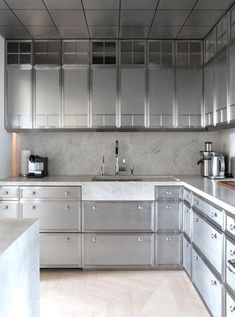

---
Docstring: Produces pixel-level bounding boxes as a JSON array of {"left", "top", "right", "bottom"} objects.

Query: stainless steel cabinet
[
  {"left": 148, "top": 67, "right": 174, "bottom": 127},
  {"left": 183, "top": 235, "right": 191, "bottom": 277},
  {"left": 34, "top": 67, "right": 61, "bottom": 128},
  {"left": 83, "top": 234, "right": 154, "bottom": 268},
  {"left": 193, "top": 211, "right": 223, "bottom": 275},
  {"left": 192, "top": 249, "right": 223, "bottom": 317},
  {"left": 91, "top": 67, "right": 117, "bottom": 127},
  {"left": 0, "top": 202, "right": 19, "bottom": 218},
  {"left": 226, "top": 236, "right": 235, "bottom": 293},
  {"left": 63, "top": 67, "right": 89, "bottom": 128},
  {"left": 155, "top": 233, "right": 182, "bottom": 268},
  {"left": 155, "top": 186, "right": 182, "bottom": 201},
  {"left": 120, "top": 68, "right": 146, "bottom": 127},
  {"left": 83, "top": 201, "right": 154, "bottom": 232},
  {"left": 6, "top": 67, "right": 32, "bottom": 129},
  {"left": 183, "top": 188, "right": 192, "bottom": 205},
  {"left": 40, "top": 233, "right": 82, "bottom": 267},
  {"left": 20, "top": 186, "right": 81, "bottom": 200},
  {"left": 183, "top": 203, "right": 191, "bottom": 240},
  {"left": 0, "top": 186, "right": 19, "bottom": 200},
  {"left": 226, "top": 213, "right": 235, "bottom": 240},
  {"left": 229, "top": 41, "right": 235, "bottom": 122},
  {"left": 155, "top": 201, "right": 182, "bottom": 232},
  {"left": 226, "top": 292, "right": 235, "bottom": 317},
  {"left": 204, "top": 60, "right": 214, "bottom": 126}
]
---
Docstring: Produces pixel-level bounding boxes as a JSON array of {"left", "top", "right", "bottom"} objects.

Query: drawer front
[
  {"left": 193, "top": 212, "right": 223, "bottom": 274},
  {"left": 155, "top": 233, "right": 182, "bottom": 267},
  {"left": 192, "top": 249, "right": 222, "bottom": 317},
  {"left": 21, "top": 186, "right": 81, "bottom": 200},
  {"left": 192, "top": 194, "right": 223, "bottom": 228},
  {"left": 83, "top": 234, "right": 154, "bottom": 267},
  {"left": 22, "top": 201, "right": 81, "bottom": 231},
  {"left": 155, "top": 186, "right": 182, "bottom": 201},
  {"left": 0, "top": 201, "right": 19, "bottom": 218},
  {"left": 156, "top": 201, "right": 182, "bottom": 232},
  {"left": 226, "top": 214, "right": 235, "bottom": 240},
  {"left": 226, "top": 293, "right": 235, "bottom": 317},
  {"left": 83, "top": 201, "right": 154, "bottom": 232},
  {"left": 226, "top": 237, "right": 235, "bottom": 293},
  {"left": 183, "top": 203, "right": 191, "bottom": 239},
  {"left": 183, "top": 235, "right": 191, "bottom": 277},
  {"left": 40, "top": 233, "right": 81, "bottom": 267},
  {"left": 183, "top": 188, "right": 192, "bottom": 205},
  {"left": 0, "top": 186, "right": 19, "bottom": 200}
]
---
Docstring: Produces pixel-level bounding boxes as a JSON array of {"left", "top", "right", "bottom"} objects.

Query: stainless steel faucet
[{"left": 115, "top": 140, "right": 119, "bottom": 176}]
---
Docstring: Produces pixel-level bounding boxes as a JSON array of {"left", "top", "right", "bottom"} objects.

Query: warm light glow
[{"left": 12, "top": 133, "right": 17, "bottom": 176}]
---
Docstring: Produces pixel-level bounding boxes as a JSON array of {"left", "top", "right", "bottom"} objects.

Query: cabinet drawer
[
  {"left": 226, "top": 293, "right": 235, "bottom": 317},
  {"left": 0, "top": 186, "right": 19, "bottom": 200},
  {"left": 192, "top": 249, "right": 222, "bottom": 317},
  {"left": 155, "top": 186, "right": 182, "bottom": 201},
  {"left": 183, "top": 203, "right": 191, "bottom": 239},
  {"left": 192, "top": 194, "right": 223, "bottom": 228},
  {"left": 20, "top": 186, "right": 81, "bottom": 200},
  {"left": 226, "top": 214, "right": 235, "bottom": 240},
  {"left": 155, "top": 201, "right": 182, "bottom": 232},
  {"left": 183, "top": 236, "right": 191, "bottom": 277},
  {"left": 183, "top": 188, "right": 192, "bottom": 205},
  {"left": 83, "top": 234, "right": 154, "bottom": 267},
  {"left": 193, "top": 212, "right": 223, "bottom": 275},
  {"left": 226, "top": 237, "right": 235, "bottom": 293},
  {"left": 22, "top": 201, "right": 81, "bottom": 231},
  {"left": 40, "top": 233, "right": 81, "bottom": 267},
  {"left": 83, "top": 201, "right": 154, "bottom": 232},
  {"left": 0, "top": 202, "right": 19, "bottom": 218},
  {"left": 155, "top": 233, "right": 182, "bottom": 268}
]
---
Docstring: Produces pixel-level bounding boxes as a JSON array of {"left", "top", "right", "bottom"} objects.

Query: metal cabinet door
[
  {"left": 193, "top": 212, "right": 223, "bottom": 275},
  {"left": 183, "top": 236, "right": 191, "bottom": 277},
  {"left": 204, "top": 60, "right": 214, "bottom": 126},
  {"left": 226, "top": 292, "right": 235, "bottom": 317},
  {"left": 83, "top": 201, "right": 154, "bottom": 232},
  {"left": 183, "top": 188, "right": 192, "bottom": 205},
  {"left": 226, "top": 214, "right": 235, "bottom": 240},
  {"left": 192, "top": 249, "right": 222, "bottom": 317},
  {"left": 40, "top": 233, "right": 81, "bottom": 267},
  {"left": 229, "top": 42, "right": 235, "bottom": 122},
  {"left": 6, "top": 67, "right": 32, "bottom": 129},
  {"left": 63, "top": 67, "right": 89, "bottom": 127},
  {"left": 91, "top": 67, "right": 117, "bottom": 127},
  {"left": 155, "top": 233, "right": 182, "bottom": 268},
  {"left": 148, "top": 67, "right": 174, "bottom": 127},
  {"left": 226, "top": 237, "right": 235, "bottom": 293},
  {"left": 155, "top": 201, "right": 182, "bottom": 232},
  {"left": 183, "top": 203, "right": 191, "bottom": 239},
  {"left": 20, "top": 186, "right": 81, "bottom": 200},
  {"left": 22, "top": 201, "right": 81, "bottom": 231},
  {"left": 0, "top": 186, "right": 19, "bottom": 200},
  {"left": 176, "top": 68, "right": 202, "bottom": 128},
  {"left": 0, "top": 202, "right": 19, "bottom": 218},
  {"left": 83, "top": 234, "right": 154, "bottom": 267},
  {"left": 35, "top": 67, "right": 61, "bottom": 128},
  {"left": 155, "top": 186, "right": 182, "bottom": 201},
  {"left": 120, "top": 68, "right": 146, "bottom": 127}
]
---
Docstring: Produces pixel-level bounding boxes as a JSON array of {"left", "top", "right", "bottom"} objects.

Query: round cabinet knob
[
  {"left": 230, "top": 224, "right": 235, "bottom": 231},
  {"left": 31, "top": 191, "right": 36, "bottom": 195},
  {"left": 230, "top": 305, "right": 235, "bottom": 313},
  {"left": 194, "top": 256, "right": 198, "bottom": 261},
  {"left": 65, "top": 206, "right": 71, "bottom": 211},
  {"left": 194, "top": 218, "right": 199, "bottom": 223},
  {"left": 194, "top": 201, "right": 199, "bottom": 205},
  {"left": 65, "top": 237, "right": 71, "bottom": 243},
  {"left": 138, "top": 205, "right": 144, "bottom": 210},
  {"left": 166, "top": 205, "right": 172, "bottom": 209},
  {"left": 230, "top": 250, "right": 235, "bottom": 256},
  {"left": 31, "top": 205, "right": 36, "bottom": 210},
  {"left": 211, "top": 233, "right": 217, "bottom": 239},
  {"left": 92, "top": 237, "right": 97, "bottom": 243},
  {"left": 184, "top": 243, "right": 189, "bottom": 247},
  {"left": 166, "top": 237, "right": 172, "bottom": 242},
  {"left": 138, "top": 237, "right": 144, "bottom": 243},
  {"left": 92, "top": 205, "right": 96, "bottom": 210},
  {"left": 3, "top": 205, "right": 8, "bottom": 210},
  {"left": 211, "top": 280, "right": 217, "bottom": 286},
  {"left": 64, "top": 191, "right": 70, "bottom": 196},
  {"left": 166, "top": 191, "right": 172, "bottom": 195},
  {"left": 212, "top": 212, "right": 217, "bottom": 218},
  {"left": 4, "top": 191, "right": 9, "bottom": 195}
]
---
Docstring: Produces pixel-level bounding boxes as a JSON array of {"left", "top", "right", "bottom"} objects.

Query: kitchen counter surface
[{"left": 0, "top": 175, "right": 235, "bottom": 214}]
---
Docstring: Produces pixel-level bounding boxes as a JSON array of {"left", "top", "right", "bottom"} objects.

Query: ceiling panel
[
  {"left": 195, "top": 0, "right": 234, "bottom": 10},
  {"left": 186, "top": 10, "right": 225, "bottom": 26},
  {"left": 149, "top": 25, "right": 181, "bottom": 38},
  {"left": 85, "top": 10, "right": 119, "bottom": 26},
  {"left": 0, "top": 10, "right": 21, "bottom": 26},
  {"left": 5, "top": 0, "right": 45, "bottom": 10},
  {"left": 158, "top": 0, "right": 197, "bottom": 10},
  {"left": 121, "top": 0, "right": 159, "bottom": 9},
  {"left": 13, "top": 10, "right": 53, "bottom": 26},
  {"left": 0, "top": 26, "right": 30, "bottom": 38},
  {"left": 49, "top": 10, "right": 86, "bottom": 27},
  {"left": 153, "top": 10, "right": 189, "bottom": 25},
  {"left": 120, "top": 26, "right": 150, "bottom": 38},
  {"left": 89, "top": 26, "right": 118, "bottom": 38},
  {"left": 83, "top": 0, "right": 119, "bottom": 10},
  {"left": 120, "top": 10, "right": 155, "bottom": 26},
  {"left": 57, "top": 26, "right": 88, "bottom": 38},
  {"left": 178, "top": 26, "right": 211, "bottom": 38},
  {"left": 26, "top": 25, "right": 60, "bottom": 38},
  {"left": 43, "top": 0, "right": 82, "bottom": 9}
]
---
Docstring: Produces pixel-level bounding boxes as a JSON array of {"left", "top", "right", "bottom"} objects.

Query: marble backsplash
[{"left": 15, "top": 131, "right": 223, "bottom": 176}]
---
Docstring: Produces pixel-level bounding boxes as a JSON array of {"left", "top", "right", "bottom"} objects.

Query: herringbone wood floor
[{"left": 40, "top": 269, "right": 210, "bottom": 317}]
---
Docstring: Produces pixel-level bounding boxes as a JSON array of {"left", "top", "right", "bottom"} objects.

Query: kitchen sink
[{"left": 92, "top": 176, "right": 143, "bottom": 181}]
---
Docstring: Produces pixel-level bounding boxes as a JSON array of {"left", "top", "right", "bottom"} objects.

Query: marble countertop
[{"left": 0, "top": 219, "right": 37, "bottom": 256}]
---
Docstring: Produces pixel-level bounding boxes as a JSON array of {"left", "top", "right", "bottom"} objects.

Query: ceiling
[{"left": 0, "top": 0, "right": 234, "bottom": 40}]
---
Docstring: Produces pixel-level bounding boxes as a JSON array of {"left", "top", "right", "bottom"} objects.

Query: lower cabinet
[
  {"left": 40, "top": 233, "right": 82, "bottom": 267},
  {"left": 226, "top": 237, "right": 235, "bottom": 293},
  {"left": 0, "top": 201, "right": 19, "bottom": 218},
  {"left": 226, "top": 292, "right": 235, "bottom": 317},
  {"left": 155, "top": 233, "right": 182, "bottom": 268},
  {"left": 183, "top": 235, "right": 191, "bottom": 277},
  {"left": 192, "top": 249, "right": 223, "bottom": 317},
  {"left": 83, "top": 234, "right": 154, "bottom": 268}
]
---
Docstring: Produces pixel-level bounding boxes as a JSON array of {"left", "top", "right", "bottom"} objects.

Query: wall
[
  {"left": 16, "top": 131, "right": 222, "bottom": 176},
  {"left": 0, "top": 36, "right": 11, "bottom": 178}
]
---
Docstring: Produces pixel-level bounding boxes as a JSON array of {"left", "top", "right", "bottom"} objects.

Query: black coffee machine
[{"left": 27, "top": 155, "right": 48, "bottom": 178}]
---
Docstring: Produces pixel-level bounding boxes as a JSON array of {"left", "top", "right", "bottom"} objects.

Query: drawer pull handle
[
  {"left": 166, "top": 205, "right": 172, "bottom": 209},
  {"left": 65, "top": 237, "right": 71, "bottom": 243},
  {"left": 92, "top": 238, "right": 97, "bottom": 243},
  {"left": 184, "top": 243, "right": 189, "bottom": 247},
  {"left": 166, "top": 191, "right": 172, "bottom": 195},
  {"left": 31, "top": 205, "right": 36, "bottom": 210},
  {"left": 194, "top": 218, "right": 199, "bottom": 223},
  {"left": 194, "top": 256, "right": 198, "bottom": 261},
  {"left": 138, "top": 238, "right": 144, "bottom": 243},
  {"left": 230, "top": 250, "right": 235, "bottom": 256},
  {"left": 211, "top": 280, "right": 217, "bottom": 286},
  {"left": 92, "top": 206, "right": 96, "bottom": 210},
  {"left": 230, "top": 224, "right": 235, "bottom": 231},
  {"left": 65, "top": 206, "right": 71, "bottom": 211},
  {"left": 230, "top": 305, "right": 235, "bottom": 313},
  {"left": 138, "top": 205, "right": 144, "bottom": 210},
  {"left": 212, "top": 212, "right": 217, "bottom": 218},
  {"left": 64, "top": 191, "right": 70, "bottom": 196},
  {"left": 3, "top": 205, "right": 8, "bottom": 210},
  {"left": 31, "top": 191, "right": 36, "bottom": 195},
  {"left": 166, "top": 237, "right": 172, "bottom": 242},
  {"left": 211, "top": 233, "right": 217, "bottom": 239},
  {"left": 3, "top": 191, "right": 9, "bottom": 195}
]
